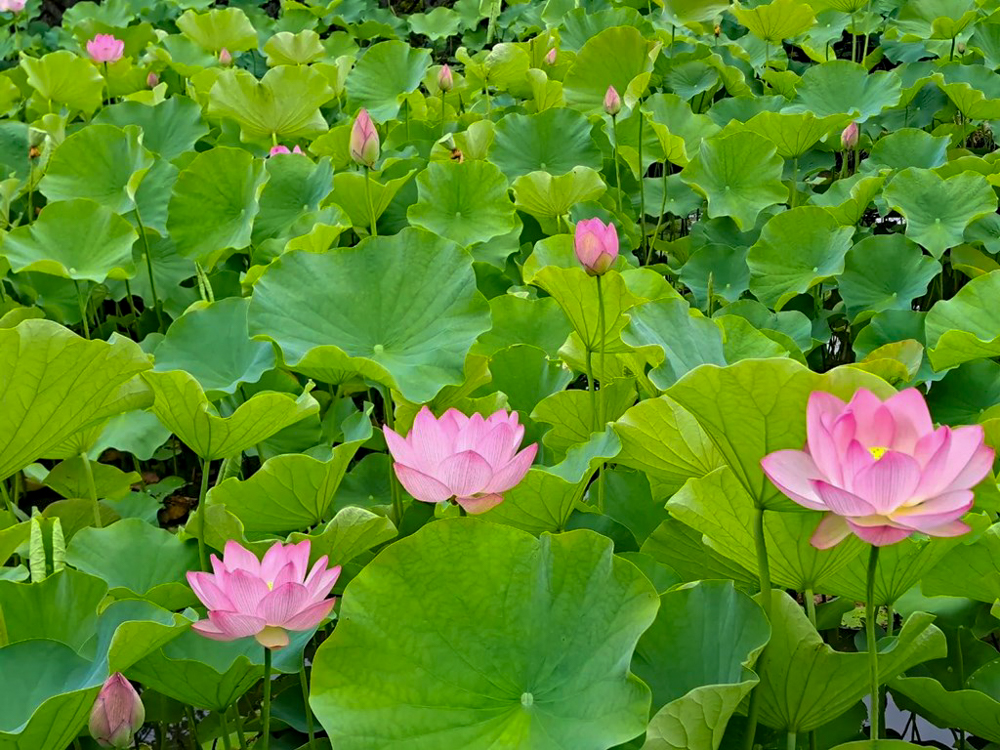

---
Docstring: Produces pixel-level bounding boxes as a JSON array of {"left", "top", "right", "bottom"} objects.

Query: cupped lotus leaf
[
  {"left": 152, "top": 298, "right": 275, "bottom": 397},
  {"left": 482, "top": 467, "right": 583, "bottom": 535},
  {"left": 664, "top": 359, "right": 894, "bottom": 510},
  {"left": 345, "top": 40, "right": 431, "bottom": 121},
  {"left": 208, "top": 66, "right": 336, "bottom": 143},
  {"left": 263, "top": 30, "right": 326, "bottom": 66},
  {"left": 678, "top": 244, "right": 750, "bottom": 308},
  {"left": 891, "top": 0, "right": 977, "bottom": 40},
  {"left": 921, "top": 523, "right": 1000, "bottom": 603},
  {"left": 732, "top": 0, "right": 816, "bottom": 43},
  {"left": 970, "top": 22, "right": 1000, "bottom": 69},
  {"left": 0, "top": 320, "right": 152, "bottom": 482},
  {"left": 176, "top": 7, "right": 257, "bottom": 52},
  {"left": 489, "top": 108, "right": 603, "bottom": 179},
  {"left": 532, "top": 381, "right": 637, "bottom": 458},
  {"left": 141, "top": 369, "right": 319, "bottom": 461},
  {"left": 890, "top": 673, "right": 1000, "bottom": 745},
  {"left": 330, "top": 168, "right": 416, "bottom": 232},
  {"left": 756, "top": 591, "right": 946, "bottom": 732},
  {"left": 784, "top": 61, "right": 902, "bottom": 121},
  {"left": 563, "top": 26, "right": 659, "bottom": 114},
  {"left": 647, "top": 94, "right": 721, "bottom": 166},
  {"left": 248, "top": 229, "right": 490, "bottom": 403},
  {"left": 882, "top": 168, "right": 997, "bottom": 259},
  {"left": 407, "top": 160, "right": 517, "bottom": 247},
  {"left": 64, "top": 519, "right": 198, "bottom": 610},
  {"left": 838, "top": 234, "right": 940, "bottom": 323},
  {"left": 926, "top": 270, "right": 1000, "bottom": 370},
  {"left": 39, "top": 124, "right": 153, "bottom": 213},
  {"left": 664, "top": 60, "right": 719, "bottom": 102},
  {"left": 512, "top": 168, "right": 607, "bottom": 221},
  {"left": 863, "top": 128, "right": 951, "bottom": 171},
  {"left": 95, "top": 96, "right": 209, "bottom": 162},
  {"left": 20, "top": 51, "right": 104, "bottom": 115},
  {"left": 0, "top": 199, "right": 138, "bottom": 283},
  {"left": 473, "top": 296, "right": 573, "bottom": 358},
  {"left": 0, "top": 567, "right": 106, "bottom": 649},
  {"left": 810, "top": 172, "right": 886, "bottom": 226},
  {"left": 484, "top": 345, "right": 574, "bottom": 417},
  {"left": 747, "top": 207, "right": 854, "bottom": 309},
  {"left": 166, "top": 146, "right": 268, "bottom": 270},
  {"left": 43, "top": 456, "right": 138, "bottom": 500},
  {"left": 679, "top": 132, "right": 787, "bottom": 231},
  {"left": 408, "top": 7, "right": 462, "bottom": 40},
  {"left": 310, "top": 518, "right": 659, "bottom": 750},
  {"left": 207, "top": 411, "right": 372, "bottom": 533},
  {"left": 738, "top": 111, "right": 847, "bottom": 159},
  {"left": 641, "top": 516, "right": 758, "bottom": 587},
  {"left": 559, "top": 8, "right": 653, "bottom": 51},
  {"left": 634, "top": 581, "right": 770, "bottom": 750}
]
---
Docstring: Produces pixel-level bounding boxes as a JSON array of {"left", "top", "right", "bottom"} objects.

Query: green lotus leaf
[
  {"left": 489, "top": 108, "right": 603, "bottom": 179},
  {"left": 664, "top": 60, "right": 719, "bottom": 102},
  {"left": 756, "top": 591, "right": 946, "bottom": 732},
  {"left": 892, "top": 668, "right": 1000, "bottom": 744},
  {"left": 64, "top": 519, "right": 198, "bottom": 610},
  {"left": 209, "top": 66, "right": 336, "bottom": 143},
  {"left": 286, "top": 506, "right": 397, "bottom": 567},
  {"left": 0, "top": 320, "right": 152, "bottom": 481},
  {"left": 863, "top": 128, "right": 951, "bottom": 171},
  {"left": 166, "top": 146, "right": 268, "bottom": 270},
  {"left": 926, "top": 359, "right": 1000, "bottom": 423},
  {"left": 785, "top": 60, "right": 902, "bottom": 121},
  {"left": 882, "top": 168, "right": 997, "bottom": 259},
  {"left": 248, "top": 228, "right": 490, "bottom": 403},
  {"left": 679, "top": 244, "right": 750, "bottom": 308},
  {"left": 263, "top": 30, "right": 326, "bottom": 66},
  {"left": 483, "top": 344, "right": 573, "bottom": 421},
  {"left": 679, "top": 131, "right": 786, "bottom": 230},
  {"left": 407, "top": 160, "right": 516, "bottom": 247},
  {"left": 39, "top": 124, "right": 153, "bottom": 214},
  {"left": 737, "top": 111, "right": 847, "bottom": 159},
  {"left": 641, "top": 516, "right": 758, "bottom": 587},
  {"left": 345, "top": 40, "right": 431, "bottom": 121},
  {"left": 746, "top": 207, "right": 854, "bottom": 310},
  {"left": 176, "top": 7, "right": 257, "bottom": 53},
  {"left": 408, "top": 7, "right": 462, "bottom": 40},
  {"left": 329, "top": 168, "right": 416, "bottom": 232},
  {"left": 481, "top": 467, "right": 585, "bottom": 535},
  {"left": 732, "top": 0, "right": 816, "bottom": 44},
  {"left": 809, "top": 172, "right": 886, "bottom": 226},
  {"left": 311, "top": 518, "right": 659, "bottom": 750},
  {"left": 838, "top": 234, "right": 941, "bottom": 324},
  {"left": 557, "top": 8, "right": 651, "bottom": 50},
  {"left": 970, "top": 21, "right": 1000, "bottom": 69},
  {"left": 654, "top": 0, "right": 730, "bottom": 27},
  {"left": 473, "top": 296, "right": 573, "bottom": 358},
  {"left": 647, "top": 94, "right": 721, "bottom": 166},
  {"left": 926, "top": 270, "right": 1000, "bottom": 370},
  {"left": 635, "top": 581, "right": 770, "bottom": 750},
  {"left": 891, "top": 0, "right": 977, "bottom": 40},
  {"left": 95, "top": 96, "right": 209, "bottom": 162},
  {"left": 564, "top": 26, "right": 659, "bottom": 113},
  {"left": 921, "top": 522, "right": 1000, "bottom": 603},
  {"left": 512, "top": 167, "right": 607, "bottom": 221},
  {"left": 43, "top": 456, "right": 138, "bottom": 500},
  {"left": 141, "top": 369, "right": 319, "bottom": 460},
  {"left": 530, "top": 383, "right": 634, "bottom": 461},
  {"left": 20, "top": 51, "right": 104, "bottom": 116},
  {"left": 0, "top": 199, "right": 137, "bottom": 283}
]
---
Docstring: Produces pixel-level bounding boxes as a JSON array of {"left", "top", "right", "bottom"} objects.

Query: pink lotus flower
[
  {"left": 761, "top": 389, "right": 994, "bottom": 548},
  {"left": 350, "top": 108, "right": 380, "bottom": 167},
  {"left": 0, "top": 0, "right": 26, "bottom": 13},
  {"left": 545, "top": 47, "right": 557, "bottom": 65},
  {"left": 87, "top": 34, "right": 124, "bottom": 64},
  {"left": 219, "top": 47, "right": 233, "bottom": 66},
  {"left": 574, "top": 217, "right": 619, "bottom": 276},
  {"left": 269, "top": 144, "right": 303, "bottom": 156},
  {"left": 841, "top": 121, "right": 859, "bottom": 150},
  {"left": 438, "top": 64, "right": 454, "bottom": 92},
  {"left": 604, "top": 85, "right": 622, "bottom": 116},
  {"left": 187, "top": 540, "right": 340, "bottom": 650},
  {"left": 384, "top": 407, "right": 537, "bottom": 514},
  {"left": 89, "top": 674, "right": 144, "bottom": 749},
  {"left": 146, "top": 71, "right": 159, "bottom": 88}
]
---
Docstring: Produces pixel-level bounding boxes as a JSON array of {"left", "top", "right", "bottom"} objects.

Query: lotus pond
[{"left": 4, "top": 0, "right": 1000, "bottom": 748}]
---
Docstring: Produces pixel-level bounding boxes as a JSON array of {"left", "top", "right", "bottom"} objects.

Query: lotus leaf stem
[{"left": 866, "top": 544, "right": 881, "bottom": 742}]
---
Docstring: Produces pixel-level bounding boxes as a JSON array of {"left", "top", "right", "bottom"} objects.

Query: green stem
[
  {"left": 234, "top": 710, "right": 249, "bottom": 750},
  {"left": 197, "top": 456, "right": 212, "bottom": 571},
  {"left": 596, "top": 275, "right": 607, "bottom": 513},
  {"left": 185, "top": 706, "right": 199, "bottom": 749},
  {"left": 440, "top": 88, "right": 446, "bottom": 135},
  {"left": 743, "top": 506, "right": 772, "bottom": 750},
  {"left": 73, "top": 280, "right": 90, "bottom": 339},
  {"left": 363, "top": 167, "right": 377, "bottom": 237},
  {"left": 219, "top": 708, "right": 234, "bottom": 750},
  {"left": 0, "top": 480, "right": 22, "bottom": 520},
  {"left": 638, "top": 109, "right": 647, "bottom": 263},
  {"left": 261, "top": 647, "right": 273, "bottom": 750},
  {"left": 789, "top": 156, "right": 798, "bottom": 208},
  {"left": 26, "top": 158, "right": 33, "bottom": 224},
  {"left": 585, "top": 347, "right": 596, "bottom": 433},
  {"left": 134, "top": 208, "right": 165, "bottom": 332},
  {"left": 382, "top": 386, "right": 403, "bottom": 525},
  {"left": 851, "top": 14, "right": 857, "bottom": 62},
  {"left": 804, "top": 587, "right": 816, "bottom": 627},
  {"left": 650, "top": 162, "right": 670, "bottom": 260},
  {"left": 80, "top": 451, "right": 102, "bottom": 528},
  {"left": 301, "top": 663, "right": 316, "bottom": 750},
  {"left": 950, "top": 36, "right": 956, "bottom": 61},
  {"left": 787, "top": 731, "right": 796, "bottom": 750},
  {"left": 611, "top": 114, "right": 623, "bottom": 216},
  {"left": 866, "top": 545, "right": 881, "bottom": 742}
]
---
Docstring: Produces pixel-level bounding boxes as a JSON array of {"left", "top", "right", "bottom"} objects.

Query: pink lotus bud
[
  {"left": 219, "top": 47, "right": 232, "bottom": 66},
  {"left": 269, "top": 145, "right": 291, "bottom": 156},
  {"left": 89, "top": 674, "right": 145, "bottom": 749},
  {"left": 603, "top": 85, "right": 622, "bottom": 116},
  {"left": 438, "top": 64, "right": 454, "bottom": 92},
  {"left": 86, "top": 34, "right": 125, "bottom": 64},
  {"left": 350, "top": 108, "right": 380, "bottom": 168},
  {"left": 841, "top": 121, "right": 859, "bottom": 150},
  {"left": 545, "top": 47, "right": 557, "bottom": 65},
  {"left": 146, "top": 71, "right": 158, "bottom": 88},
  {"left": 0, "top": 0, "right": 26, "bottom": 12},
  {"left": 293, "top": 145, "right": 303, "bottom": 154},
  {"left": 574, "top": 217, "right": 619, "bottom": 276}
]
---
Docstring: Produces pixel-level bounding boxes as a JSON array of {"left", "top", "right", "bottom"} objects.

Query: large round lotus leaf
[
  {"left": 0, "top": 320, "right": 152, "bottom": 482},
  {"left": 489, "top": 108, "right": 603, "bottom": 179},
  {"left": 141, "top": 369, "right": 319, "bottom": 460},
  {"left": 512, "top": 168, "right": 607, "bottom": 221},
  {"left": 310, "top": 518, "right": 659, "bottom": 750},
  {"left": 208, "top": 66, "right": 336, "bottom": 144},
  {"left": 882, "top": 167, "right": 997, "bottom": 260},
  {"left": 330, "top": 168, "right": 417, "bottom": 231},
  {"left": 737, "top": 111, "right": 847, "bottom": 159},
  {"left": 263, "top": 30, "right": 326, "bottom": 66},
  {"left": 152, "top": 298, "right": 275, "bottom": 397},
  {"left": 784, "top": 60, "right": 901, "bottom": 121},
  {"left": 95, "top": 96, "right": 209, "bottom": 161},
  {"left": 893, "top": 665, "right": 1000, "bottom": 744},
  {"left": 166, "top": 146, "right": 268, "bottom": 270},
  {"left": 407, "top": 7, "right": 462, "bottom": 40},
  {"left": 254, "top": 155, "right": 335, "bottom": 244},
  {"left": 679, "top": 131, "right": 787, "bottom": 231},
  {"left": 176, "top": 7, "right": 257, "bottom": 52},
  {"left": 679, "top": 244, "right": 750, "bottom": 308},
  {"left": 935, "top": 64, "right": 1000, "bottom": 120},
  {"left": 20, "top": 51, "right": 104, "bottom": 115},
  {"left": 891, "top": 0, "right": 977, "bottom": 40},
  {"left": 732, "top": 0, "right": 816, "bottom": 43},
  {"left": 247, "top": 228, "right": 491, "bottom": 403},
  {"left": 473, "top": 295, "right": 573, "bottom": 358},
  {"left": 0, "top": 199, "right": 138, "bottom": 283},
  {"left": 559, "top": 8, "right": 651, "bottom": 52},
  {"left": 39, "top": 124, "right": 152, "bottom": 216},
  {"left": 635, "top": 581, "right": 769, "bottom": 750},
  {"left": 926, "top": 271, "right": 1000, "bottom": 370},
  {"left": 863, "top": 128, "right": 950, "bottom": 171},
  {"left": 345, "top": 40, "right": 431, "bottom": 122},
  {"left": 838, "top": 234, "right": 940, "bottom": 323},
  {"left": 407, "top": 160, "right": 516, "bottom": 246},
  {"left": 563, "top": 26, "right": 657, "bottom": 113},
  {"left": 746, "top": 206, "right": 855, "bottom": 310}
]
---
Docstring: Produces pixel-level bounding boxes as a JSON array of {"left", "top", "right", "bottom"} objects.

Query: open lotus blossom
[
  {"left": 187, "top": 540, "right": 340, "bottom": 650},
  {"left": 0, "top": 0, "right": 26, "bottom": 13},
  {"left": 87, "top": 34, "right": 124, "bottom": 63},
  {"left": 350, "top": 107, "right": 380, "bottom": 167},
  {"left": 761, "top": 388, "right": 994, "bottom": 548},
  {"left": 574, "top": 217, "right": 619, "bottom": 276},
  {"left": 89, "top": 674, "right": 144, "bottom": 749},
  {"left": 269, "top": 144, "right": 303, "bottom": 156},
  {"left": 603, "top": 85, "right": 622, "bottom": 116},
  {"left": 384, "top": 407, "right": 537, "bottom": 514}
]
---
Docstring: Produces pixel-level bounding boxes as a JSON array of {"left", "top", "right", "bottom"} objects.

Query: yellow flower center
[
  {"left": 868, "top": 446, "right": 889, "bottom": 460},
  {"left": 267, "top": 581, "right": 274, "bottom": 590}
]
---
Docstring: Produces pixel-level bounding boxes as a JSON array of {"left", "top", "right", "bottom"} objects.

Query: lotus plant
[
  {"left": 351, "top": 108, "right": 381, "bottom": 236},
  {"left": 89, "top": 674, "right": 144, "bottom": 748},
  {"left": 86, "top": 34, "right": 124, "bottom": 63},
  {"left": 219, "top": 47, "right": 232, "bottom": 66},
  {"left": 269, "top": 144, "right": 303, "bottom": 157},
  {"left": 0, "top": 0, "right": 25, "bottom": 12},
  {"left": 438, "top": 64, "right": 454, "bottom": 92}
]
